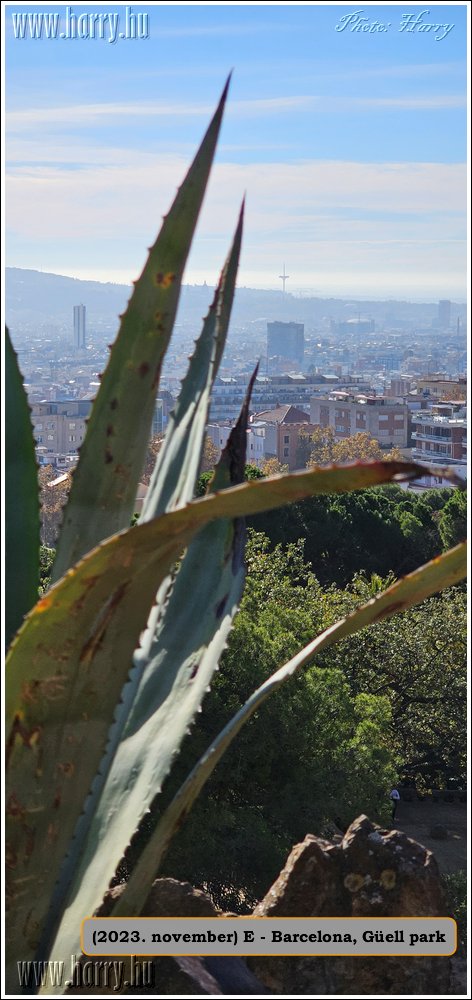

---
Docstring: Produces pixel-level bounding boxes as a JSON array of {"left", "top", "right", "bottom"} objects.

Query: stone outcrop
[
  {"left": 68, "top": 817, "right": 455, "bottom": 995},
  {"left": 249, "top": 814, "right": 452, "bottom": 995}
]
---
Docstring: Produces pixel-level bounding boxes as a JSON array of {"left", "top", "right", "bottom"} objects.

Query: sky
[{"left": 4, "top": 2, "right": 469, "bottom": 300}]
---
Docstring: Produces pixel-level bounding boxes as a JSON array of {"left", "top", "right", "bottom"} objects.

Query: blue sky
[{"left": 5, "top": 2, "right": 468, "bottom": 299}]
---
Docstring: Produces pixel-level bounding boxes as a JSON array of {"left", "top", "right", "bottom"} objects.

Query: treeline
[
  {"left": 201, "top": 469, "right": 466, "bottom": 586},
  {"left": 249, "top": 483, "right": 466, "bottom": 586}
]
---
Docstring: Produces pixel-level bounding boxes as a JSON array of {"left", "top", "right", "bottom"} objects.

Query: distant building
[
  {"left": 73, "top": 304, "right": 86, "bottom": 349},
  {"left": 31, "top": 399, "right": 92, "bottom": 459},
  {"left": 207, "top": 423, "right": 232, "bottom": 455},
  {"left": 267, "top": 321, "right": 304, "bottom": 370},
  {"left": 386, "top": 377, "right": 413, "bottom": 397},
  {"left": 249, "top": 404, "right": 314, "bottom": 470},
  {"left": 209, "top": 373, "right": 370, "bottom": 422},
  {"left": 411, "top": 402, "right": 467, "bottom": 477},
  {"left": 416, "top": 375, "right": 466, "bottom": 400},
  {"left": 437, "top": 300, "right": 451, "bottom": 329},
  {"left": 310, "top": 391, "right": 408, "bottom": 448},
  {"left": 331, "top": 318, "right": 375, "bottom": 336},
  {"left": 151, "top": 390, "right": 174, "bottom": 435}
]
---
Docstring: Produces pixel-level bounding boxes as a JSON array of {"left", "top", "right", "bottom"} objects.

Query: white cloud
[
  {"left": 6, "top": 95, "right": 320, "bottom": 129},
  {"left": 6, "top": 92, "right": 465, "bottom": 131},
  {"left": 6, "top": 155, "right": 466, "bottom": 298}
]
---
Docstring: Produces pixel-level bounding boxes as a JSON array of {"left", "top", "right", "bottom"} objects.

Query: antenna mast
[{"left": 279, "top": 263, "right": 289, "bottom": 293}]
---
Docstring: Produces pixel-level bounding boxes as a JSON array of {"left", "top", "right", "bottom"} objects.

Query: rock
[
  {"left": 249, "top": 814, "right": 451, "bottom": 995},
  {"left": 430, "top": 824, "right": 448, "bottom": 840}
]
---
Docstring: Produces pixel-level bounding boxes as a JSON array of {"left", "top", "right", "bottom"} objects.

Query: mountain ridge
[{"left": 6, "top": 267, "right": 466, "bottom": 336}]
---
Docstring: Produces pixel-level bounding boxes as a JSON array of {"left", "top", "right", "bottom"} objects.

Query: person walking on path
[{"left": 390, "top": 787, "right": 400, "bottom": 822}]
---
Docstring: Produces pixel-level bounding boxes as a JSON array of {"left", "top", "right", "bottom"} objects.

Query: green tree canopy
[{"left": 437, "top": 489, "right": 467, "bottom": 549}]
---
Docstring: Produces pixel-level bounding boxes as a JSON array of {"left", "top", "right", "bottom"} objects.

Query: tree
[
  {"left": 437, "top": 489, "right": 467, "bottom": 549},
  {"left": 260, "top": 457, "right": 289, "bottom": 476},
  {"left": 307, "top": 425, "right": 336, "bottom": 465},
  {"left": 324, "top": 582, "right": 467, "bottom": 788},
  {"left": 248, "top": 484, "right": 447, "bottom": 586},
  {"left": 39, "top": 545, "right": 55, "bottom": 594},
  {"left": 307, "top": 428, "right": 403, "bottom": 467},
  {"left": 295, "top": 426, "right": 314, "bottom": 469},
  {"left": 196, "top": 463, "right": 264, "bottom": 497},
  {"left": 332, "top": 434, "right": 403, "bottom": 464}
]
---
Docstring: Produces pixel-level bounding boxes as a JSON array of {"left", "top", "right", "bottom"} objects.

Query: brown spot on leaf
[
  {"left": 105, "top": 449, "right": 114, "bottom": 464},
  {"left": 110, "top": 398, "right": 118, "bottom": 410},
  {"left": 79, "top": 582, "right": 129, "bottom": 665},
  {"left": 21, "top": 680, "right": 40, "bottom": 704},
  {"left": 57, "top": 761, "right": 74, "bottom": 778},
  {"left": 36, "top": 674, "right": 66, "bottom": 700},
  {"left": 24, "top": 824, "right": 36, "bottom": 859},
  {"left": 106, "top": 425, "right": 114, "bottom": 437},
  {"left": 53, "top": 791, "right": 61, "bottom": 809},
  {"left": 6, "top": 717, "right": 42, "bottom": 767},
  {"left": 47, "top": 823, "right": 59, "bottom": 844},
  {"left": 114, "top": 463, "right": 129, "bottom": 479},
  {"left": 5, "top": 843, "right": 18, "bottom": 869},
  {"left": 72, "top": 575, "right": 100, "bottom": 615},
  {"left": 6, "top": 794, "right": 26, "bottom": 820},
  {"left": 155, "top": 272, "right": 176, "bottom": 288},
  {"left": 138, "top": 361, "right": 150, "bottom": 377}
]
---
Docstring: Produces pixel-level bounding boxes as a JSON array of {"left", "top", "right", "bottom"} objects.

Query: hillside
[{"left": 7, "top": 267, "right": 465, "bottom": 339}]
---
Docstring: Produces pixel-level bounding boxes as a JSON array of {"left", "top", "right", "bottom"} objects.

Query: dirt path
[{"left": 391, "top": 799, "right": 467, "bottom": 874}]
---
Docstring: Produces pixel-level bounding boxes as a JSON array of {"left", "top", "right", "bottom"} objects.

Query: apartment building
[
  {"left": 411, "top": 403, "right": 467, "bottom": 476},
  {"left": 209, "top": 374, "right": 371, "bottom": 423},
  {"left": 31, "top": 400, "right": 92, "bottom": 456},
  {"left": 248, "top": 404, "right": 314, "bottom": 470},
  {"left": 416, "top": 376, "right": 466, "bottom": 400},
  {"left": 267, "top": 321, "right": 304, "bottom": 370},
  {"left": 207, "top": 422, "right": 233, "bottom": 454},
  {"left": 310, "top": 391, "right": 408, "bottom": 448}
]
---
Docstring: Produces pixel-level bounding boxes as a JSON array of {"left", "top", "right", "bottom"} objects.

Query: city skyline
[{"left": 5, "top": 2, "right": 468, "bottom": 299}]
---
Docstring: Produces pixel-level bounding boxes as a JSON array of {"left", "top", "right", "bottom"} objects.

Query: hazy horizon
[{"left": 7, "top": 264, "right": 467, "bottom": 307}]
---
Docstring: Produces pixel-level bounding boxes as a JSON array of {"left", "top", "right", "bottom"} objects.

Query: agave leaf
[
  {"left": 110, "top": 540, "right": 467, "bottom": 918},
  {"left": 141, "top": 200, "right": 244, "bottom": 521},
  {"left": 51, "top": 77, "right": 231, "bottom": 584},
  {"left": 41, "top": 382, "right": 254, "bottom": 986},
  {"left": 4, "top": 457, "right": 455, "bottom": 985},
  {"left": 32, "top": 210, "right": 244, "bottom": 973},
  {"left": 5, "top": 328, "right": 40, "bottom": 648}
]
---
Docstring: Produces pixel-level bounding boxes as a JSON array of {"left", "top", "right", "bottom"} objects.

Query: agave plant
[{"left": 5, "top": 80, "right": 466, "bottom": 995}]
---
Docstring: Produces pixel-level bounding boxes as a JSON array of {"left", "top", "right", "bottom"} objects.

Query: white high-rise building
[{"left": 73, "top": 304, "right": 86, "bottom": 349}]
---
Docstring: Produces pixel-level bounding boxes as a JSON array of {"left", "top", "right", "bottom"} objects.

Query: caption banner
[{"left": 82, "top": 917, "right": 456, "bottom": 957}]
